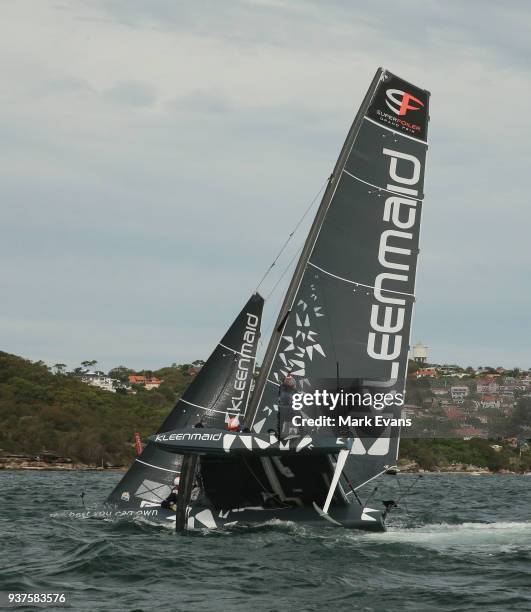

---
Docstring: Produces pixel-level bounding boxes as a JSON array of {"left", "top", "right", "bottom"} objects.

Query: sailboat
[{"left": 106, "top": 68, "right": 430, "bottom": 531}]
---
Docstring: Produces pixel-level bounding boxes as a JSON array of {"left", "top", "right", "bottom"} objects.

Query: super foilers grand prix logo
[
  {"left": 368, "top": 76, "right": 428, "bottom": 140},
  {"left": 384, "top": 89, "right": 424, "bottom": 117}
]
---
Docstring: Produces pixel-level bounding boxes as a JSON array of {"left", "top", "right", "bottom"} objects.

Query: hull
[{"left": 105, "top": 501, "right": 386, "bottom": 532}]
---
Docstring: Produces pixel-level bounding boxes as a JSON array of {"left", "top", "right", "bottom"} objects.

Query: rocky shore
[
  {"left": 1, "top": 453, "right": 525, "bottom": 475},
  {"left": 0, "top": 453, "right": 125, "bottom": 471},
  {"left": 398, "top": 460, "right": 525, "bottom": 474}
]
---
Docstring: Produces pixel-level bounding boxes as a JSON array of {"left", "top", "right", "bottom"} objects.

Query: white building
[
  {"left": 411, "top": 342, "right": 428, "bottom": 364},
  {"left": 80, "top": 371, "right": 117, "bottom": 393},
  {"left": 450, "top": 385, "right": 469, "bottom": 404},
  {"left": 480, "top": 396, "right": 501, "bottom": 409},
  {"left": 476, "top": 379, "right": 499, "bottom": 394}
]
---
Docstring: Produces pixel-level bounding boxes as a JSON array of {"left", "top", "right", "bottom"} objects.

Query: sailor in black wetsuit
[
  {"left": 161, "top": 476, "right": 179, "bottom": 510},
  {"left": 278, "top": 373, "right": 297, "bottom": 437}
]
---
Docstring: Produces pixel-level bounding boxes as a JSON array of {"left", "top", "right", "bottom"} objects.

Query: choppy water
[{"left": 1, "top": 471, "right": 530, "bottom": 611}]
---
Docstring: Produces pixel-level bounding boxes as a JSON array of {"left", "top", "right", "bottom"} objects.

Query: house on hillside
[
  {"left": 416, "top": 368, "right": 437, "bottom": 379},
  {"left": 444, "top": 405, "right": 464, "bottom": 420},
  {"left": 80, "top": 371, "right": 117, "bottom": 393},
  {"left": 450, "top": 385, "right": 469, "bottom": 404},
  {"left": 476, "top": 378, "right": 499, "bottom": 394},
  {"left": 401, "top": 404, "right": 423, "bottom": 419},
  {"left": 503, "top": 437, "right": 518, "bottom": 448},
  {"left": 129, "top": 375, "right": 163, "bottom": 390},
  {"left": 480, "top": 395, "right": 501, "bottom": 409},
  {"left": 499, "top": 384, "right": 516, "bottom": 397}
]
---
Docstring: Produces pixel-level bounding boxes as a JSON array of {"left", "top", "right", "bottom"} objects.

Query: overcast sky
[{"left": 2, "top": 0, "right": 531, "bottom": 371}]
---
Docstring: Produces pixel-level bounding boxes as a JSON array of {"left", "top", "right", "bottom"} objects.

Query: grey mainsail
[
  {"left": 245, "top": 69, "right": 430, "bottom": 492},
  {"left": 106, "top": 293, "right": 263, "bottom": 511}
]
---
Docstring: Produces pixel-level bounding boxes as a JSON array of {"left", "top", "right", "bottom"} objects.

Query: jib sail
[
  {"left": 107, "top": 293, "right": 263, "bottom": 510},
  {"left": 245, "top": 68, "right": 430, "bottom": 491}
]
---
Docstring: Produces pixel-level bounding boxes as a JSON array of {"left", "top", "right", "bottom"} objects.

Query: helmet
[{"left": 227, "top": 416, "right": 240, "bottom": 431}]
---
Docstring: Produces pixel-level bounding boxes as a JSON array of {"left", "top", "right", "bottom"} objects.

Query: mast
[
  {"left": 245, "top": 68, "right": 384, "bottom": 428},
  {"left": 175, "top": 454, "right": 198, "bottom": 533}
]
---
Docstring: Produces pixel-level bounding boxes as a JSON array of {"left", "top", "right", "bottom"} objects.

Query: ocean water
[{"left": 1, "top": 471, "right": 530, "bottom": 612}]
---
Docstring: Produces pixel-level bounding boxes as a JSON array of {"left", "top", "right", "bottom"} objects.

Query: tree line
[{"left": 0, "top": 351, "right": 529, "bottom": 470}]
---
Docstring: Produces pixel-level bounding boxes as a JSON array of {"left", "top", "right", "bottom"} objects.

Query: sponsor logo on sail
[
  {"left": 154, "top": 432, "right": 223, "bottom": 442},
  {"left": 229, "top": 312, "right": 259, "bottom": 415},
  {"left": 370, "top": 80, "right": 427, "bottom": 138},
  {"left": 385, "top": 89, "right": 424, "bottom": 117},
  {"left": 366, "top": 147, "right": 422, "bottom": 391}
]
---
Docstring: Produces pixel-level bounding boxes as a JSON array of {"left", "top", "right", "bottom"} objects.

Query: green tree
[
  {"left": 108, "top": 366, "right": 134, "bottom": 382},
  {"left": 81, "top": 360, "right": 97, "bottom": 369}
]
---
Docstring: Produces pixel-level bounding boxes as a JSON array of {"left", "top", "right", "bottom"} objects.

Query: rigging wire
[
  {"left": 265, "top": 244, "right": 304, "bottom": 301},
  {"left": 395, "top": 474, "right": 423, "bottom": 510},
  {"left": 254, "top": 179, "right": 328, "bottom": 294},
  {"left": 258, "top": 244, "right": 303, "bottom": 350}
]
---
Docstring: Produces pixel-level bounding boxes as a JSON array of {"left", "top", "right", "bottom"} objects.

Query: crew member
[
  {"left": 279, "top": 373, "right": 296, "bottom": 400},
  {"left": 278, "top": 373, "right": 297, "bottom": 436},
  {"left": 227, "top": 415, "right": 241, "bottom": 432},
  {"left": 161, "top": 476, "right": 179, "bottom": 511}
]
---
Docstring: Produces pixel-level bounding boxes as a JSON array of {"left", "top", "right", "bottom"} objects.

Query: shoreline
[
  {"left": 0, "top": 464, "right": 127, "bottom": 472},
  {"left": 0, "top": 457, "right": 127, "bottom": 472},
  {"left": 1, "top": 464, "right": 528, "bottom": 475},
  {"left": 1, "top": 455, "right": 528, "bottom": 476}
]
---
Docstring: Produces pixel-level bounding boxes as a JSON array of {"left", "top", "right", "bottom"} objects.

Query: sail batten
[
  {"left": 341, "top": 169, "right": 423, "bottom": 200},
  {"left": 307, "top": 261, "right": 416, "bottom": 297}
]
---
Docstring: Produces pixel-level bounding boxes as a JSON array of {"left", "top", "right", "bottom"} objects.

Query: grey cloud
[
  {"left": 90, "top": 0, "right": 531, "bottom": 68},
  {"left": 172, "top": 90, "right": 234, "bottom": 114},
  {"left": 104, "top": 81, "right": 157, "bottom": 106},
  {"left": 2, "top": 0, "right": 531, "bottom": 370},
  {"left": 38, "top": 76, "right": 92, "bottom": 95}
]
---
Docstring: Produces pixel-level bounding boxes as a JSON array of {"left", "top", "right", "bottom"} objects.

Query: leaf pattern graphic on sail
[
  {"left": 255, "top": 278, "right": 328, "bottom": 427},
  {"left": 273, "top": 285, "right": 327, "bottom": 381}
]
